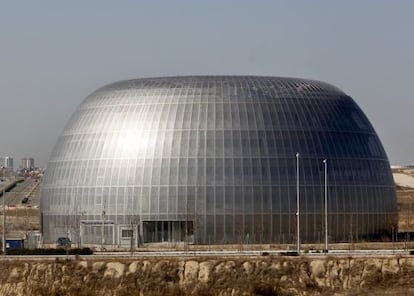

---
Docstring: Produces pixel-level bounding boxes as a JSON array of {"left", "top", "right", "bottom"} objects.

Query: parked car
[{"left": 56, "top": 237, "right": 71, "bottom": 248}]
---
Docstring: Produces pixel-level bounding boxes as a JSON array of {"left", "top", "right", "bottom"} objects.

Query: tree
[{"left": 124, "top": 213, "right": 141, "bottom": 254}]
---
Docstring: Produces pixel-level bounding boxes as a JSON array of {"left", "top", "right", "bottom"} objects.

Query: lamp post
[
  {"left": 1, "top": 166, "right": 6, "bottom": 254},
  {"left": 409, "top": 195, "right": 413, "bottom": 242},
  {"left": 296, "top": 152, "right": 300, "bottom": 254},
  {"left": 101, "top": 209, "right": 105, "bottom": 251},
  {"left": 323, "top": 159, "right": 328, "bottom": 253}
]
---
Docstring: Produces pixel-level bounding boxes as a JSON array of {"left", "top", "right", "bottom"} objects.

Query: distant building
[
  {"left": 1, "top": 157, "right": 13, "bottom": 170},
  {"left": 21, "top": 158, "right": 35, "bottom": 170}
]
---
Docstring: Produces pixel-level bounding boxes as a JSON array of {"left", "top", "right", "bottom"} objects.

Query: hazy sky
[{"left": 1, "top": 1, "right": 413, "bottom": 167}]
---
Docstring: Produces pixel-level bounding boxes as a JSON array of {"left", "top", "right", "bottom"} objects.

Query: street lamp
[
  {"left": 101, "top": 209, "right": 105, "bottom": 251},
  {"left": 1, "top": 166, "right": 6, "bottom": 254},
  {"left": 296, "top": 152, "right": 300, "bottom": 254},
  {"left": 323, "top": 159, "right": 328, "bottom": 253}
]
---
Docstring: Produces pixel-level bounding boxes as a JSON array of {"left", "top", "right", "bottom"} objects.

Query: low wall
[{"left": 0, "top": 255, "right": 414, "bottom": 295}]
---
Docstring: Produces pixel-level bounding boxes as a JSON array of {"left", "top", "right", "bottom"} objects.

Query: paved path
[{"left": 0, "top": 248, "right": 411, "bottom": 260}]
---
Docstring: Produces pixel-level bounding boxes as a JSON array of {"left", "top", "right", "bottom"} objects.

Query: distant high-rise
[
  {"left": 1, "top": 157, "right": 13, "bottom": 170},
  {"left": 21, "top": 157, "right": 35, "bottom": 170}
]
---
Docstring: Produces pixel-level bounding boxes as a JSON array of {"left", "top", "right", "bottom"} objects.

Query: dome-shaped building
[{"left": 41, "top": 76, "right": 397, "bottom": 246}]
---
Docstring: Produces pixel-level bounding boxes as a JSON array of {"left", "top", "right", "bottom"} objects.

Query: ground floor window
[
  {"left": 143, "top": 221, "right": 193, "bottom": 243},
  {"left": 121, "top": 229, "right": 134, "bottom": 239}
]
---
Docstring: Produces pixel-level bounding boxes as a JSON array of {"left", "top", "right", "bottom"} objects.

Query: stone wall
[{"left": 0, "top": 256, "right": 413, "bottom": 295}]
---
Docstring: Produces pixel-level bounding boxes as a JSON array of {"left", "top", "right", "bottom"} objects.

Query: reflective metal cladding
[{"left": 41, "top": 76, "right": 397, "bottom": 245}]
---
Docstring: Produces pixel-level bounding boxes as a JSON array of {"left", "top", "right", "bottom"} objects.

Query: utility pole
[
  {"left": 1, "top": 166, "right": 6, "bottom": 254},
  {"left": 296, "top": 152, "right": 300, "bottom": 254},
  {"left": 323, "top": 159, "right": 328, "bottom": 253}
]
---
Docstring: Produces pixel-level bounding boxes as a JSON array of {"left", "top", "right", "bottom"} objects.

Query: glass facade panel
[{"left": 41, "top": 76, "right": 397, "bottom": 245}]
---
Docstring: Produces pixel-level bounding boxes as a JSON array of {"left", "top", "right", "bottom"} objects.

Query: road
[{"left": 1, "top": 178, "right": 40, "bottom": 208}]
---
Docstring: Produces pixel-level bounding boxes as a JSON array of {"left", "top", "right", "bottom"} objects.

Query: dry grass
[
  {"left": 396, "top": 187, "right": 414, "bottom": 232},
  {"left": 0, "top": 208, "right": 39, "bottom": 233},
  {"left": 2, "top": 256, "right": 414, "bottom": 296}
]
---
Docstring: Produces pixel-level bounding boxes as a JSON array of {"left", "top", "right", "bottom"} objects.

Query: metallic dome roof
[{"left": 41, "top": 76, "right": 397, "bottom": 245}]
